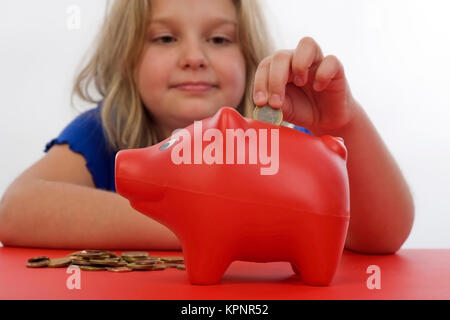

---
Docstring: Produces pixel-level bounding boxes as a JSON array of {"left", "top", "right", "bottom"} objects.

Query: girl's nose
[{"left": 179, "top": 39, "right": 208, "bottom": 70}]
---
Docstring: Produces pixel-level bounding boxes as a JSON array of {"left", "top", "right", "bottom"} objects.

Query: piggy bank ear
[
  {"left": 215, "top": 107, "right": 249, "bottom": 130},
  {"left": 320, "top": 135, "right": 347, "bottom": 161}
]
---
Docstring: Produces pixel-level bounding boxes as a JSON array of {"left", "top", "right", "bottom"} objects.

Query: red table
[{"left": 1, "top": 247, "right": 449, "bottom": 299}]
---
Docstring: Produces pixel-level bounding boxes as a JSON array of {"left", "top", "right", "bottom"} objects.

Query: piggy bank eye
[{"left": 159, "top": 138, "right": 178, "bottom": 151}]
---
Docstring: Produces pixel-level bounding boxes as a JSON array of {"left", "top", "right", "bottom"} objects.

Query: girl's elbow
[
  {"left": 345, "top": 239, "right": 403, "bottom": 255},
  {"left": 345, "top": 220, "right": 412, "bottom": 255},
  {"left": 0, "top": 194, "right": 23, "bottom": 247},
  {"left": 345, "top": 209, "right": 415, "bottom": 255},
  {"left": 376, "top": 196, "right": 416, "bottom": 254},
  {"left": 0, "top": 201, "right": 14, "bottom": 246}
]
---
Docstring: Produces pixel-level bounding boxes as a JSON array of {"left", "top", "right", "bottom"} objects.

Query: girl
[{"left": 0, "top": 0, "right": 414, "bottom": 253}]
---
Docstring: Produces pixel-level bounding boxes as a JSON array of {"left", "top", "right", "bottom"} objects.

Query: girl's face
[{"left": 136, "top": 0, "right": 246, "bottom": 139}]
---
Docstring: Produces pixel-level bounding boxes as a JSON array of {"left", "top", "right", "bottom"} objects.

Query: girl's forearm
[
  {"left": 0, "top": 179, "right": 181, "bottom": 250},
  {"left": 311, "top": 100, "right": 415, "bottom": 254}
]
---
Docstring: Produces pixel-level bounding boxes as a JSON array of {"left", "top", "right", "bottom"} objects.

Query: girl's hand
[{"left": 253, "top": 37, "right": 358, "bottom": 134}]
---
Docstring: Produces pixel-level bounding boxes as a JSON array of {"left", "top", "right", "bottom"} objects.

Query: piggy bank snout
[{"left": 115, "top": 149, "right": 165, "bottom": 201}]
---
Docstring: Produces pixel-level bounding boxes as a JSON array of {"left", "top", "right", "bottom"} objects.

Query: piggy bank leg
[
  {"left": 182, "top": 241, "right": 233, "bottom": 285},
  {"left": 290, "top": 215, "right": 349, "bottom": 286},
  {"left": 290, "top": 263, "right": 301, "bottom": 275},
  {"left": 291, "top": 257, "right": 337, "bottom": 286}
]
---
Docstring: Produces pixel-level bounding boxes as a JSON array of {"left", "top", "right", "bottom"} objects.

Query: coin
[
  {"left": 151, "top": 265, "right": 167, "bottom": 271},
  {"left": 26, "top": 256, "right": 50, "bottom": 268},
  {"left": 121, "top": 251, "right": 149, "bottom": 263},
  {"left": 26, "top": 249, "right": 186, "bottom": 272},
  {"left": 106, "top": 266, "right": 132, "bottom": 272},
  {"left": 70, "top": 250, "right": 111, "bottom": 259},
  {"left": 121, "top": 251, "right": 149, "bottom": 258},
  {"left": 253, "top": 105, "right": 283, "bottom": 125},
  {"left": 127, "top": 263, "right": 154, "bottom": 271},
  {"left": 48, "top": 257, "right": 73, "bottom": 268},
  {"left": 160, "top": 257, "right": 184, "bottom": 263},
  {"left": 27, "top": 261, "right": 50, "bottom": 268},
  {"left": 128, "top": 257, "right": 162, "bottom": 270},
  {"left": 176, "top": 264, "right": 186, "bottom": 270},
  {"left": 79, "top": 265, "right": 106, "bottom": 271},
  {"left": 89, "top": 258, "right": 123, "bottom": 267},
  {"left": 28, "top": 256, "right": 50, "bottom": 263},
  {"left": 71, "top": 259, "right": 92, "bottom": 266},
  {"left": 164, "top": 263, "right": 178, "bottom": 268},
  {"left": 132, "top": 258, "right": 160, "bottom": 266}
]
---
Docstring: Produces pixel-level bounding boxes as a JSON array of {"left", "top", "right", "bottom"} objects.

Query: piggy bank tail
[{"left": 320, "top": 135, "right": 347, "bottom": 161}]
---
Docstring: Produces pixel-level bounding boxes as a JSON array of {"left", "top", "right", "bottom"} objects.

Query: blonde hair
[{"left": 72, "top": 0, "right": 275, "bottom": 152}]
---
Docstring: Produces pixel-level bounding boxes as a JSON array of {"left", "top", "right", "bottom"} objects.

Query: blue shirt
[
  {"left": 44, "top": 102, "right": 118, "bottom": 192},
  {"left": 44, "top": 102, "right": 311, "bottom": 192}
]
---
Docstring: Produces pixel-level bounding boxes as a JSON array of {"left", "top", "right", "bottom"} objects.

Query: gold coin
[
  {"left": 68, "top": 250, "right": 85, "bottom": 257},
  {"left": 151, "top": 265, "right": 167, "bottom": 271},
  {"left": 160, "top": 256, "right": 184, "bottom": 262},
  {"left": 121, "top": 252, "right": 149, "bottom": 263},
  {"left": 71, "top": 259, "right": 91, "bottom": 266},
  {"left": 132, "top": 258, "right": 160, "bottom": 266},
  {"left": 121, "top": 251, "right": 149, "bottom": 258},
  {"left": 28, "top": 256, "right": 50, "bottom": 263},
  {"left": 121, "top": 256, "right": 145, "bottom": 263},
  {"left": 48, "top": 257, "right": 73, "bottom": 268},
  {"left": 106, "top": 266, "right": 132, "bottom": 272},
  {"left": 127, "top": 263, "right": 154, "bottom": 271},
  {"left": 79, "top": 265, "right": 106, "bottom": 271},
  {"left": 26, "top": 256, "right": 50, "bottom": 268},
  {"left": 70, "top": 250, "right": 110, "bottom": 259},
  {"left": 164, "top": 263, "right": 178, "bottom": 268},
  {"left": 253, "top": 105, "right": 283, "bottom": 126},
  {"left": 26, "top": 249, "right": 184, "bottom": 272},
  {"left": 69, "top": 249, "right": 104, "bottom": 255},
  {"left": 26, "top": 261, "right": 50, "bottom": 268},
  {"left": 115, "top": 260, "right": 129, "bottom": 267},
  {"left": 89, "top": 258, "right": 123, "bottom": 267},
  {"left": 175, "top": 264, "right": 186, "bottom": 270}
]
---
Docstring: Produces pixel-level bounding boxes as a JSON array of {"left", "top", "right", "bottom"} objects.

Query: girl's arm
[
  {"left": 311, "top": 99, "right": 415, "bottom": 254},
  {"left": 0, "top": 145, "right": 181, "bottom": 250}
]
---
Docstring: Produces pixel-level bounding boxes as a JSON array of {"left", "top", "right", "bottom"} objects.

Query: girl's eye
[
  {"left": 210, "top": 37, "right": 231, "bottom": 45},
  {"left": 152, "top": 36, "right": 176, "bottom": 43},
  {"left": 152, "top": 36, "right": 230, "bottom": 45}
]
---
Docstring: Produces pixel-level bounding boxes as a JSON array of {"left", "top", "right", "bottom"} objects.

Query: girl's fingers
[
  {"left": 267, "top": 50, "right": 293, "bottom": 109},
  {"left": 253, "top": 57, "right": 271, "bottom": 106},
  {"left": 292, "top": 37, "right": 324, "bottom": 86},
  {"left": 282, "top": 83, "right": 316, "bottom": 127},
  {"left": 313, "top": 55, "right": 344, "bottom": 92},
  {"left": 253, "top": 38, "right": 336, "bottom": 110}
]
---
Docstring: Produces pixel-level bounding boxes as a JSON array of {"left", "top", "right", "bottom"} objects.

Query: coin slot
[{"left": 159, "top": 138, "right": 178, "bottom": 151}]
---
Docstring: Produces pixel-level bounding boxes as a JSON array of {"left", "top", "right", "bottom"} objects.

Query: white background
[{"left": 0, "top": 0, "right": 449, "bottom": 248}]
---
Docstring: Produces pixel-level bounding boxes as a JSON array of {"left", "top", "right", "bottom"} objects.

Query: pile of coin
[
  {"left": 253, "top": 104, "right": 283, "bottom": 126},
  {"left": 26, "top": 250, "right": 185, "bottom": 272}
]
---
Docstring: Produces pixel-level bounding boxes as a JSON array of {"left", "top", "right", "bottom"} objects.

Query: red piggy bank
[{"left": 115, "top": 107, "right": 349, "bottom": 286}]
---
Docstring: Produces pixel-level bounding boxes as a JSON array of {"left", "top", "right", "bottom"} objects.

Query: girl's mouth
[{"left": 174, "top": 84, "right": 217, "bottom": 92}]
